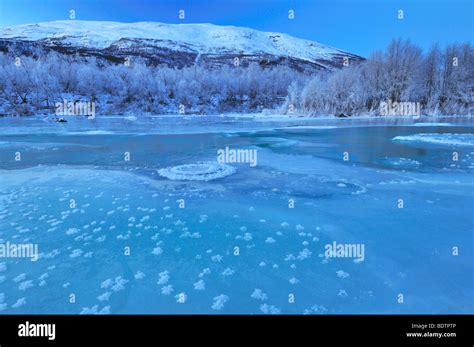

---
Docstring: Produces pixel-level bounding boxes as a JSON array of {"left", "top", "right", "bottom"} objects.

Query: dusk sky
[{"left": 0, "top": 0, "right": 472, "bottom": 57}]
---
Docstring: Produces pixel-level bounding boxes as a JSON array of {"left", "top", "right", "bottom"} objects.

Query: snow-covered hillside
[{"left": 0, "top": 20, "right": 362, "bottom": 71}]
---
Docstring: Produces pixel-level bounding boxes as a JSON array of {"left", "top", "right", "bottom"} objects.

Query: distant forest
[{"left": 0, "top": 39, "right": 472, "bottom": 116}]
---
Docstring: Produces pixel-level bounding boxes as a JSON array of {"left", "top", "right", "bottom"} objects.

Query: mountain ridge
[{"left": 0, "top": 20, "right": 364, "bottom": 72}]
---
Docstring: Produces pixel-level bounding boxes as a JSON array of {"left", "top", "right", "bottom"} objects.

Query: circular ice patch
[{"left": 157, "top": 162, "right": 236, "bottom": 181}]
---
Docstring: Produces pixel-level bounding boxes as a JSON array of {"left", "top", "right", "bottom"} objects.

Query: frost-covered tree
[
  {"left": 0, "top": 39, "right": 472, "bottom": 116},
  {"left": 288, "top": 39, "right": 472, "bottom": 116},
  {"left": 438, "top": 43, "right": 474, "bottom": 114}
]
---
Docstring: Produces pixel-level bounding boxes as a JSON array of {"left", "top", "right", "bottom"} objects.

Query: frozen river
[{"left": 0, "top": 115, "right": 473, "bottom": 314}]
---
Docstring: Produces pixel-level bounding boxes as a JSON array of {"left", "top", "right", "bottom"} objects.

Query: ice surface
[
  {"left": 0, "top": 116, "right": 472, "bottom": 314},
  {"left": 393, "top": 133, "right": 474, "bottom": 147}
]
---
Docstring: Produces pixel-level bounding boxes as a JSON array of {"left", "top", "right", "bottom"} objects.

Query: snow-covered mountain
[{"left": 0, "top": 20, "right": 363, "bottom": 72}]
